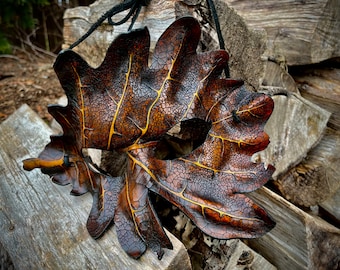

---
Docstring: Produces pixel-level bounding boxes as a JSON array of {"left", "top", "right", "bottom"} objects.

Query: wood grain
[
  {"left": 252, "top": 93, "right": 331, "bottom": 179},
  {"left": 294, "top": 67, "right": 340, "bottom": 130},
  {"left": 277, "top": 127, "right": 340, "bottom": 207},
  {"left": 222, "top": 0, "right": 340, "bottom": 65},
  {"left": 248, "top": 187, "right": 340, "bottom": 270}
]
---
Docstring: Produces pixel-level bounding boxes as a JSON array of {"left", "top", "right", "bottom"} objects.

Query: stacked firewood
[{"left": 62, "top": 0, "right": 340, "bottom": 269}]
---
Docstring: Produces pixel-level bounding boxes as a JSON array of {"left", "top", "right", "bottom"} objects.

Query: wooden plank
[
  {"left": 0, "top": 104, "right": 191, "bottom": 270},
  {"left": 248, "top": 187, "right": 340, "bottom": 270}
]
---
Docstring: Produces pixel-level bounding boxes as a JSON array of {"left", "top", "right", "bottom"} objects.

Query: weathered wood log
[
  {"left": 276, "top": 127, "right": 340, "bottom": 207},
  {"left": 222, "top": 0, "right": 340, "bottom": 66},
  {"left": 293, "top": 66, "right": 340, "bottom": 130},
  {"left": 252, "top": 93, "right": 331, "bottom": 179},
  {"left": 269, "top": 66, "right": 340, "bottom": 209},
  {"left": 320, "top": 188, "right": 340, "bottom": 221},
  {"left": 0, "top": 104, "right": 191, "bottom": 270},
  {"left": 248, "top": 187, "right": 340, "bottom": 270}
]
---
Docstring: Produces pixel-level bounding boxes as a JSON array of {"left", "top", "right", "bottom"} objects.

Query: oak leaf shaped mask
[{"left": 23, "top": 17, "right": 275, "bottom": 259}]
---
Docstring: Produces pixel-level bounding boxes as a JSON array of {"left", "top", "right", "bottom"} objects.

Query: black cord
[
  {"left": 69, "top": 0, "right": 149, "bottom": 49},
  {"left": 206, "top": 0, "right": 230, "bottom": 78},
  {"left": 128, "top": 3, "right": 143, "bottom": 31},
  {"left": 107, "top": 0, "right": 138, "bottom": 26}
]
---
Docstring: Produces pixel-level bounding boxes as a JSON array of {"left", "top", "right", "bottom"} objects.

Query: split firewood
[
  {"left": 252, "top": 93, "right": 331, "bottom": 179},
  {"left": 221, "top": 0, "right": 340, "bottom": 66},
  {"left": 276, "top": 127, "right": 340, "bottom": 207},
  {"left": 293, "top": 66, "right": 340, "bottom": 130},
  {"left": 248, "top": 187, "right": 340, "bottom": 270}
]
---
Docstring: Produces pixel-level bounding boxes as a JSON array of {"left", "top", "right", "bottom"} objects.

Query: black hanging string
[
  {"left": 205, "top": 0, "right": 230, "bottom": 78},
  {"left": 68, "top": 0, "right": 230, "bottom": 78},
  {"left": 69, "top": 0, "right": 150, "bottom": 49}
]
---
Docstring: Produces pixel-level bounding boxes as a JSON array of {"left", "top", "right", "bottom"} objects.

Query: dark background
[{"left": 0, "top": 0, "right": 95, "bottom": 54}]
